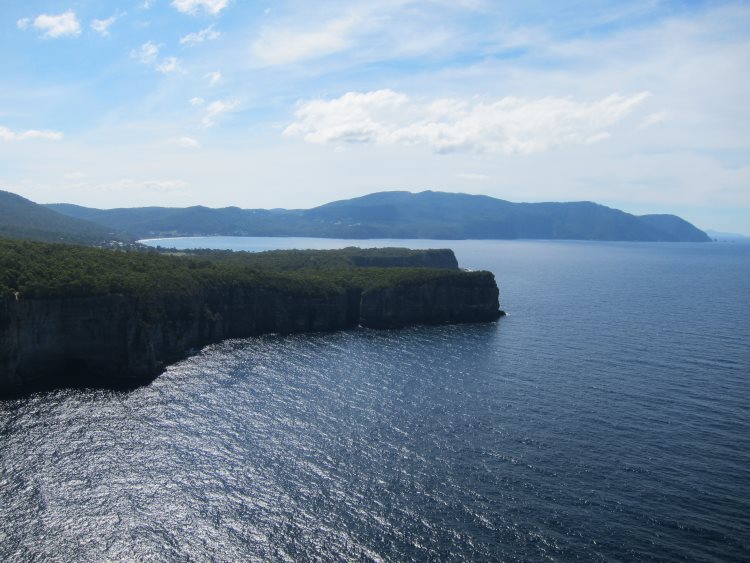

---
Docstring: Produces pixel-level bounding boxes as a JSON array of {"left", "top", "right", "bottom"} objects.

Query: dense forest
[
  {"left": 162, "top": 246, "right": 458, "bottom": 270},
  {"left": 0, "top": 239, "right": 484, "bottom": 301}
]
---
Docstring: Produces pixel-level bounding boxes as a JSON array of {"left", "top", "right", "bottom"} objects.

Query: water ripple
[{"left": 2, "top": 241, "right": 750, "bottom": 561}]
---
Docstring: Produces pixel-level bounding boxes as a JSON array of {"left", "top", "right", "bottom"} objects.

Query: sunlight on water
[{"left": 2, "top": 240, "right": 749, "bottom": 561}]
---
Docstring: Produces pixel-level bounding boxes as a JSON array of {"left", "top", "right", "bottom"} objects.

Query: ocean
[{"left": 1, "top": 238, "right": 748, "bottom": 561}]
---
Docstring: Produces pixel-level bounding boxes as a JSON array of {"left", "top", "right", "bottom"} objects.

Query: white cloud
[
  {"left": 640, "top": 111, "right": 667, "bottom": 129},
  {"left": 190, "top": 97, "right": 205, "bottom": 106},
  {"left": 285, "top": 89, "right": 651, "bottom": 154},
  {"left": 22, "top": 11, "right": 81, "bottom": 38},
  {"left": 252, "top": 16, "right": 358, "bottom": 65},
  {"left": 91, "top": 13, "right": 122, "bottom": 37},
  {"left": 4, "top": 3, "right": 748, "bottom": 234},
  {"left": 202, "top": 99, "right": 240, "bottom": 127},
  {"left": 171, "top": 0, "right": 229, "bottom": 16},
  {"left": 205, "top": 71, "right": 222, "bottom": 86},
  {"left": 0, "top": 126, "right": 63, "bottom": 141},
  {"left": 157, "top": 56, "right": 184, "bottom": 74},
  {"left": 180, "top": 24, "right": 221, "bottom": 45},
  {"left": 132, "top": 41, "right": 160, "bottom": 65},
  {"left": 132, "top": 42, "right": 183, "bottom": 74},
  {"left": 176, "top": 136, "right": 201, "bottom": 148}
]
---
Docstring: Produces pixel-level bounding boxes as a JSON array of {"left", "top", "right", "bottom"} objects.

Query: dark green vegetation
[
  {"left": 0, "top": 239, "right": 471, "bottom": 301},
  {"left": 169, "top": 246, "right": 458, "bottom": 271},
  {"left": 48, "top": 190, "right": 710, "bottom": 242},
  {"left": 0, "top": 190, "right": 130, "bottom": 245}
]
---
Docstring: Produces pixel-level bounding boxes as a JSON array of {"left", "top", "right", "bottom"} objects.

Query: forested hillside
[
  {"left": 0, "top": 190, "right": 129, "bottom": 245},
  {"left": 47, "top": 190, "right": 710, "bottom": 242}
]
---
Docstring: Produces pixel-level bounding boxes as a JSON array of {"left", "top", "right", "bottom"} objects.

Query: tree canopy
[{"left": 0, "top": 239, "right": 490, "bottom": 301}]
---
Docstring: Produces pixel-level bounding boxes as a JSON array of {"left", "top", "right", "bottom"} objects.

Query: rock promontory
[{"left": 0, "top": 241, "right": 503, "bottom": 392}]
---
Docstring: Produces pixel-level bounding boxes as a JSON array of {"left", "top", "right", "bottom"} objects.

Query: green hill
[
  {"left": 44, "top": 190, "right": 710, "bottom": 242},
  {"left": 0, "top": 190, "right": 130, "bottom": 245}
]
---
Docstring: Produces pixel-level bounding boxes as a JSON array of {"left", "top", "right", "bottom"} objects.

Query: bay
[{"left": 1, "top": 238, "right": 749, "bottom": 561}]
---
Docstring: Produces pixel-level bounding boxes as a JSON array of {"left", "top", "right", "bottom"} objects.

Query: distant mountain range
[
  {"left": 46, "top": 190, "right": 710, "bottom": 242},
  {"left": 0, "top": 189, "right": 710, "bottom": 244},
  {"left": 0, "top": 190, "right": 129, "bottom": 245}
]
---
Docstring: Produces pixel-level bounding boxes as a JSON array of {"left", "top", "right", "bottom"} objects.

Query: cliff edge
[{"left": 0, "top": 242, "right": 503, "bottom": 392}]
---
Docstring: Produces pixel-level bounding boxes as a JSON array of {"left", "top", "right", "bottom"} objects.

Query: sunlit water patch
[{"left": 2, "top": 240, "right": 749, "bottom": 561}]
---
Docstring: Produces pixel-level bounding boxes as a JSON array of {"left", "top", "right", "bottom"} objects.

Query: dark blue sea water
[{"left": 2, "top": 239, "right": 749, "bottom": 561}]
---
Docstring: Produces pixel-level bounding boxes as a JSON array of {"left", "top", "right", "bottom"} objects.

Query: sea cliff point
[{"left": 0, "top": 241, "right": 503, "bottom": 392}]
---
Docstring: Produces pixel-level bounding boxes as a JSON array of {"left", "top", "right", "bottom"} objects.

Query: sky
[{"left": 1, "top": 0, "right": 749, "bottom": 233}]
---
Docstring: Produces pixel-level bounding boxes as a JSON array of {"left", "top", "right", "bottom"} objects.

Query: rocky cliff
[
  {"left": 0, "top": 273, "right": 502, "bottom": 392},
  {"left": 360, "top": 274, "right": 501, "bottom": 329}
]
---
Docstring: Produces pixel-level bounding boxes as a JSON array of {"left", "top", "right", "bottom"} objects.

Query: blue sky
[{"left": 1, "top": 0, "right": 748, "bottom": 233}]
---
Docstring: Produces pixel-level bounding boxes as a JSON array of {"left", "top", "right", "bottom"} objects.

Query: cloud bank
[{"left": 285, "top": 89, "right": 651, "bottom": 154}]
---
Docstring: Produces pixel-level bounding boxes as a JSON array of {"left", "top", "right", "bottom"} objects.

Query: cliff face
[
  {"left": 0, "top": 275, "right": 502, "bottom": 391},
  {"left": 360, "top": 272, "right": 501, "bottom": 329}
]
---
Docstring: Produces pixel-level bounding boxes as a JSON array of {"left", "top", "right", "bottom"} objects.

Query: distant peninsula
[
  {"left": 0, "top": 240, "right": 503, "bottom": 393},
  {"left": 40, "top": 190, "right": 710, "bottom": 243}
]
